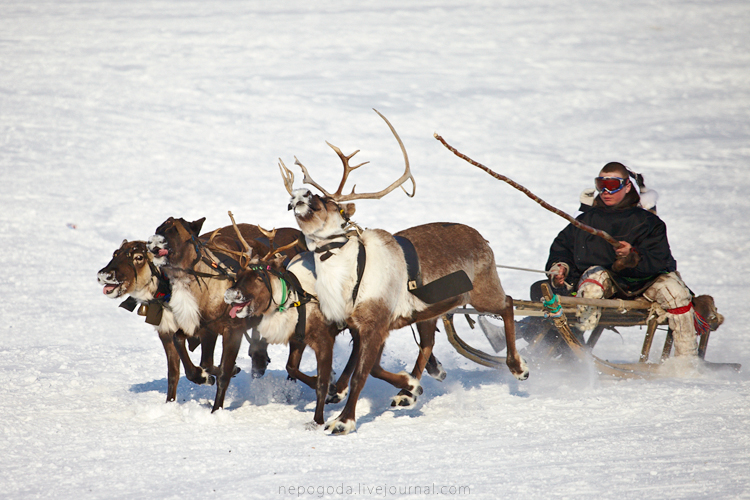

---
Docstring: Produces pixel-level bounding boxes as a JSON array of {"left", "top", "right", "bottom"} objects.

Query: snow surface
[{"left": 2, "top": 1, "right": 750, "bottom": 498}]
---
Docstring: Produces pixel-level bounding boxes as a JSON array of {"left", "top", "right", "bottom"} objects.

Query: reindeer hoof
[
  {"left": 511, "top": 356, "right": 530, "bottom": 381},
  {"left": 325, "top": 419, "right": 356, "bottom": 435},
  {"left": 232, "top": 365, "right": 242, "bottom": 378},
  {"left": 188, "top": 368, "right": 215, "bottom": 386},
  {"left": 426, "top": 357, "right": 447, "bottom": 382},
  {"left": 304, "top": 421, "right": 323, "bottom": 431},
  {"left": 326, "top": 386, "right": 348, "bottom": 405},
  {"left": 390, "top": 384, "right": 424, "bottom": 408},
  {"left": 251, "top": 355, "right": 271, "bottom": 379}
]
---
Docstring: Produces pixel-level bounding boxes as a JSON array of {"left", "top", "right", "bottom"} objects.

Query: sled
[{"left": 445, "top": 283, "right": 741, "bottom": 378}]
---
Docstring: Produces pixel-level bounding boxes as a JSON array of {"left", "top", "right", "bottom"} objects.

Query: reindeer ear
[
  {"left": 269, "top": 252, "right": 287, "bottom": 269},
  {"left": 190, "top": 217, "right": 206, "bottom": 234},
  {"left": 340, "top": 203, "right": 356, "bottom": 219},
  {"left": 120, "top": 239, "right": 128, "bottom": 248}
]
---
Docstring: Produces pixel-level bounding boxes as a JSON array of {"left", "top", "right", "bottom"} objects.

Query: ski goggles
[{"left": 595, "top": 176, "right": 628, "bottom": 194}]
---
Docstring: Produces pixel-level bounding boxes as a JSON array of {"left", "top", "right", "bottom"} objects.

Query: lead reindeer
[
  {"left": 98, "top": 240, "right": 219, "bottom": 402},
  {"left": 280, "top": 110, "right": 529, "bottom": 434},
  {"left": 148, "top": 218, "right": 305, "bottom": 412}
]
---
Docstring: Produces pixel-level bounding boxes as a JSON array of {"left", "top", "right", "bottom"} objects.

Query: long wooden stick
[{"left": 434, "top": 133, "right": 621, "bottom": 248}]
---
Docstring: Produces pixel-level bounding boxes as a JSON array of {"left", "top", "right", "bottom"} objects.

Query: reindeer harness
[
  {"left": 246, "top": 263, "right": 314, "bottom": 342},
  {"left": 394, "top": 231, "right": 474, "bottom": 304},
  {"left": 119, "top": 269, "right": 172, "bottom": 326}
]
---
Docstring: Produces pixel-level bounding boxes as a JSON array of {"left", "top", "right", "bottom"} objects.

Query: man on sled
[{"left": 524, "top": 161, "right": 700, "bottom": 358}]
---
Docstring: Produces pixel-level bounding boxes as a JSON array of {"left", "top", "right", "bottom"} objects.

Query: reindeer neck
[
  {"left": 302, "top": 207, "right": 360, "bottom": 249},
  {"left": 128, "top": 273, "right": 160, "bottom": 303},
  {"left": 260, "top": 270, "right": 299, "bottom": 315},
  {"left": 166, "top": 239, "right": 235, "bottom": 285}
]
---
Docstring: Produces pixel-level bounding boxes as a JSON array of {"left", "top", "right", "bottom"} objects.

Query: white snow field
[{"left": 2, "top": 1, "right": 749, "bottom": 499}]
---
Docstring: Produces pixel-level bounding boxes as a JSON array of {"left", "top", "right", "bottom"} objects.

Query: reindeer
[
  {"left": 147, "top": 217, "right": 305, "bottom": 412},
  {"left": 279, "top": 110, "right": 529, "bottom": 434},
  {"left": 224, "top": 249, "right": 449, "bottom": 428},
  {"left": 97, "top": 240, "right": 218, "bottom": 402}
]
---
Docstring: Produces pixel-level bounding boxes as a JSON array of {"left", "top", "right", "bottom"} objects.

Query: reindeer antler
[
  {"left": 278, "top": 159, "right": 295, "bottom": 196},
  {"left": 281, "top": 109, "right": 416, "bottom": 202},
  {"left": 258, "top": 225, "right": 300, "bottom": 262},
  {"left": 228, "top": 211, "right": 253, "bottom": 255}
]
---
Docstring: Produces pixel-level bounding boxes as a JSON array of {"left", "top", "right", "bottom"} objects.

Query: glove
[
  {"left": 548, "top": 262, "right": 569, "bottom": 288},
  {"left": 612, "top": 250, "right": 640, "bottom": 272}
]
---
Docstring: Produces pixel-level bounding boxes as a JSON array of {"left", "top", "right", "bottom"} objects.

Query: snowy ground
[{"left": 2, "top": 1, "right": 750, "bottom": 498}]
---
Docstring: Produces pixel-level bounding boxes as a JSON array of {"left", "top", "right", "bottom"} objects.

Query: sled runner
[{"left": 446, "top": 283, "right": 741, "bottom": 378}]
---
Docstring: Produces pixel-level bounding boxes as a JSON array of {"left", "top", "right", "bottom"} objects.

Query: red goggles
[{"left": 595, "top": 176, "right": 627, "bottom": 194}]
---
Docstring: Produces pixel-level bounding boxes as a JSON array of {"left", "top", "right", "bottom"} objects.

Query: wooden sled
[{"left": 445, "top": 283, "right": 740, "bottom": 378}]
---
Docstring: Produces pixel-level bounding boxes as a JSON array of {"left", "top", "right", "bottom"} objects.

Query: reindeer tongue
[
  {"left": 158, "top": 249, "right": 169, "bottom": 257},
  {"left": 229, "top": 302, "right": 250, "bottom": 319},
  {"left": 229, "top": 305, "right": 241, "bottom": 319},
  {"left": 103, "top": 284, "right": 117, "bottom": 295}
]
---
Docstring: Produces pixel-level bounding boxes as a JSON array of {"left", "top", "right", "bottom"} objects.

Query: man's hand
[
  {"left": 612, "top": 242, "right": 640, "bottom": 272},
  {"left": 615, "top": 241, "right": 632, "bottom": 257},
  {"left": 549, "top": 263, "right": 568, "bottom": 287}
]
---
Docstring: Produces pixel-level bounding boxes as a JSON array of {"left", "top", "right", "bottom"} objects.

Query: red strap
[
  {"left": 579, "top": 279, "right": 605, "bottom": 291},
  {"left": 667, "top": 303, "right": 693, "bottom": 315}
]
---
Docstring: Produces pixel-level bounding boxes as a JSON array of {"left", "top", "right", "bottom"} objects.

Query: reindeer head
[
  {"left": 279, "top": 109, "right": 414, "bottom": 241},
  {"left": 98, "top": 240, "right": 158, "bottom": 300},
  {"left": 148, "top": 216, "right": 206, "bottom": 267},
  {"left": 224, "top": 254, "right": 287, "bottom": 319}
]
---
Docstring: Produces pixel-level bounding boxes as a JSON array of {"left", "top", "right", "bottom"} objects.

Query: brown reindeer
[
  {"left": 224, "top": 251, "right": 340, "bottom": 427},
  {"left": 280, "top": 110, "right": 528, "bottom": 434},
  {"left": 224, "top": 250, "right": 449, "bottom": 428},
  {"left": 97, "top": 240, "right": 218, "bottom": 402},
  {"left": 147, "top": 218, "right": 305, "bottom": 412}
]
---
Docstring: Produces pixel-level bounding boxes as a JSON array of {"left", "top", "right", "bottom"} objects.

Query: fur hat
[
  {"left": 580, "top": 187, "right": 596, "bottom": 207},
  {"left": 639, "top": 187, "right": 659, "bottom": 212}
]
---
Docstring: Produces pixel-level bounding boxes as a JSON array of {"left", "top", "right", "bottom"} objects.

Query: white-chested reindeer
[{"left": 279, "top": 110, "right": 528, "bottom": 434}]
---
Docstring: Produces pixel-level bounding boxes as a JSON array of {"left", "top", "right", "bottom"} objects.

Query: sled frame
[{"left": 445, "top": 287, "right": 739, "bottom": 377}]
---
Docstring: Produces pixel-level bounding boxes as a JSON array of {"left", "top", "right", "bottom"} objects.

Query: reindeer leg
[
  {"left": 157, "top": 330, "right": 181, "bottom": 402},
  {"left": 285, "top": 339, "right": 317, "bottom": 389},
  {"left": 248, "top": 329, "right": 270, "bottom": 379},
  {"left": 472, "top": 287, "right": 529, "bottom": 380},
  {"left": 310, "top": 331, "right": 336, "bottom": 428},
  {"left": 425, "top": 353, "right": 446, "bottom": 381},
  {"left": 412, "top": 320, "right": 438, "bottom": 379},
  {"left": 366, "top": 344, "right": 423, "bottom": 409},
  {"left": 211, "top": 327, "right": 244, "bottom": 413},
  {"left": 174, "top": 329, "right": 215, "bottom": 386},
  {"left": 326, "top": 323, "right": 387, "bottom": 435},
  {"left": 498, "top": 296, "right": 529, "bottom": 380},
  {"left": 198, "top": 327, "right": 218, "bottom": 374},
  {"left": 200, "top": 328, "right": 239, "bottom": 378},
  {"left": 388, "top": 319, "right": 439, "bottom": 407},
  {"left": 327, "top": 330, "right": 358, "bottom": 404}
]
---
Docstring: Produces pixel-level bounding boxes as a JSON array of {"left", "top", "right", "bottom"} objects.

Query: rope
[{"left": 542, "top": 295, "right": 563, "bottom": 318}]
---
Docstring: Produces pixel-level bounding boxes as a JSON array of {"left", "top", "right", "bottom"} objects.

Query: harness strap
[
  {"left": 352, "top": 243, "right": 366, "bottom": 303},
  {"left": 277, "top": 278, "right": 288, "bottom": 312},
  {"left": 394, "top": 235, "right": 422, "bottom": 290},
  {"left": 292, "top": 298, "right": 307, "bottom": 343},
  {"left": 315, "top": 240, "right": 348, "bottom": 261},
  {"left": 118, "top": 272, "right": 172, "bottom": 326}
]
